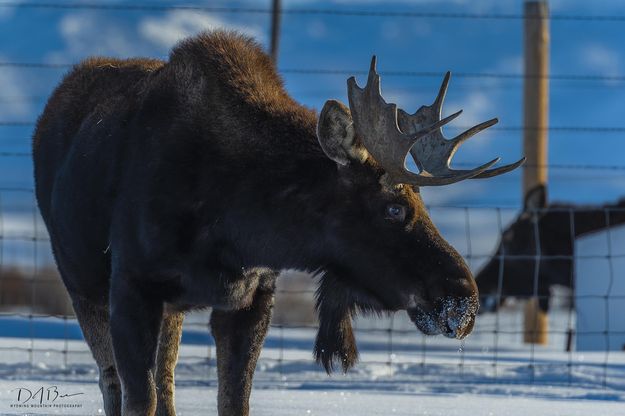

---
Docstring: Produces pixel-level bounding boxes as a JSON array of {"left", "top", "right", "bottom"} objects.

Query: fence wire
[{"left": 2, "top": 1, "right": 625, "bottom": 22}]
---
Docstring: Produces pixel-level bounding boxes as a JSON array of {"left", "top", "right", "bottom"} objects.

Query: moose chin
[{"left": 33, "top": 30, "right": 524, "bottom": 416}]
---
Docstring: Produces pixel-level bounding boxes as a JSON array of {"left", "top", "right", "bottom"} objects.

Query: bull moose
[
  {"left": 477, "top": 185, "right": 625, "bottom": 312},
  {"left": 33, "top": 31, "right": 523, "bottom": 416}
]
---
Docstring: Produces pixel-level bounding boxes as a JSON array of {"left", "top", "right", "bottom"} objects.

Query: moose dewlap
[{"left": 32, "top": 31, "right": 523, "bottom": 416}]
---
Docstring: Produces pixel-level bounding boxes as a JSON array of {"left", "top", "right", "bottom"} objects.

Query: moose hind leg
[
  {"left": 155, "top": 309, "right": 184, "bottom": 416},
  {"left": 72, "top": 296, "right": 121, "bottom": 416},
  {"left": 210, "top": 272, "right": 276, "bottom": 416},
  {"left": 109, "top": 274, "right": 163, "bottom": 416}
]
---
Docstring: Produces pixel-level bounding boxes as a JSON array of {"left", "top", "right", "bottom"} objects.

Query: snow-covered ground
[
  {"left": 3, "top": 381, "right": 623, "bottom": 416},
  {"left": 0, "top": 310, "right": 624, "bottom": 415}
]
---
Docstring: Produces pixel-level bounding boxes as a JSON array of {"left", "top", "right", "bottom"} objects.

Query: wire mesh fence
[{"left": 1, "top": 0, "right": 625, "bottom": 405}]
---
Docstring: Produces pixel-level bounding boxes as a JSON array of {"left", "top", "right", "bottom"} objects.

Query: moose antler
[{"left": 347, "top": 57, "right": 525, "bottom": 186}]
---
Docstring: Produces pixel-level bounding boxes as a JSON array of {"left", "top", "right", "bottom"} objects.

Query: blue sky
[{"left": 1, "top": 0, "right": 625, "bottom": 267}]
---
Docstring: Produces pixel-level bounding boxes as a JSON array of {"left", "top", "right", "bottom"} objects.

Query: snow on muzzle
[{"left": 407, "top": 296, "right": 479, "bottom": 339}]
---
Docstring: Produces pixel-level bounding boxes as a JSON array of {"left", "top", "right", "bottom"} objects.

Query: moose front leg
[
  {"left": 110, "top": 274, "right": 163, "bottom": 416},
  {"left": 210, "top": 273, "right": 276, "bottom": 416},
  {"left": 155, "top": 309, "right": 184, "bottom": 416}
]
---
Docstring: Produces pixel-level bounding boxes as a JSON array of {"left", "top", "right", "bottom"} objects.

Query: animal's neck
[{"left": 219, "top": 156, "right": 337, "bottom": 273}]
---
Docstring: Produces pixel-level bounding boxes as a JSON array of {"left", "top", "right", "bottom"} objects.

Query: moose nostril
[{"left": 437, "top": 296, "right": 479, "bottom": 339}]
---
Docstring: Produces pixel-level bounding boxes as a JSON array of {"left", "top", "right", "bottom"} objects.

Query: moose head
[{"left": 309, "top": 57, "right": 524, "bottom": 372}]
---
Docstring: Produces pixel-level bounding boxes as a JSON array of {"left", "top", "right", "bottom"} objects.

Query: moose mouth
[{"left": 407, "top": 296, "right": 478, "bottom": 339}]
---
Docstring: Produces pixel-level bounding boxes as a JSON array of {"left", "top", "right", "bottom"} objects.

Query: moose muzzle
[
  {"left": 407, "top": 295, "right": 478, "bottom": 339},
  {"left": 407, "top": 260, "right": 480, "bottom": 339}
]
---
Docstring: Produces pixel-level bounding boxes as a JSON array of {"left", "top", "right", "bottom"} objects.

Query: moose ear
[
  {"left": 524, "top": 184, "right": 547, "bottom": 212},
  {"left": 317, "top": 99, "right": 368, "bottom": 166}
]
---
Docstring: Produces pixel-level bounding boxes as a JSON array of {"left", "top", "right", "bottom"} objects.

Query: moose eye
[{"left": 385, "top": 204, "right": 406, "bottom": 222}]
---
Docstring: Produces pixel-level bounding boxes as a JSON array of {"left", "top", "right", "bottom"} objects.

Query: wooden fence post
[
  {"left": 270, "top": 0, "right": 282, "bottom": 64},
  {"left": 523, "top": 1, "right": 550, "bottom": 345}
]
